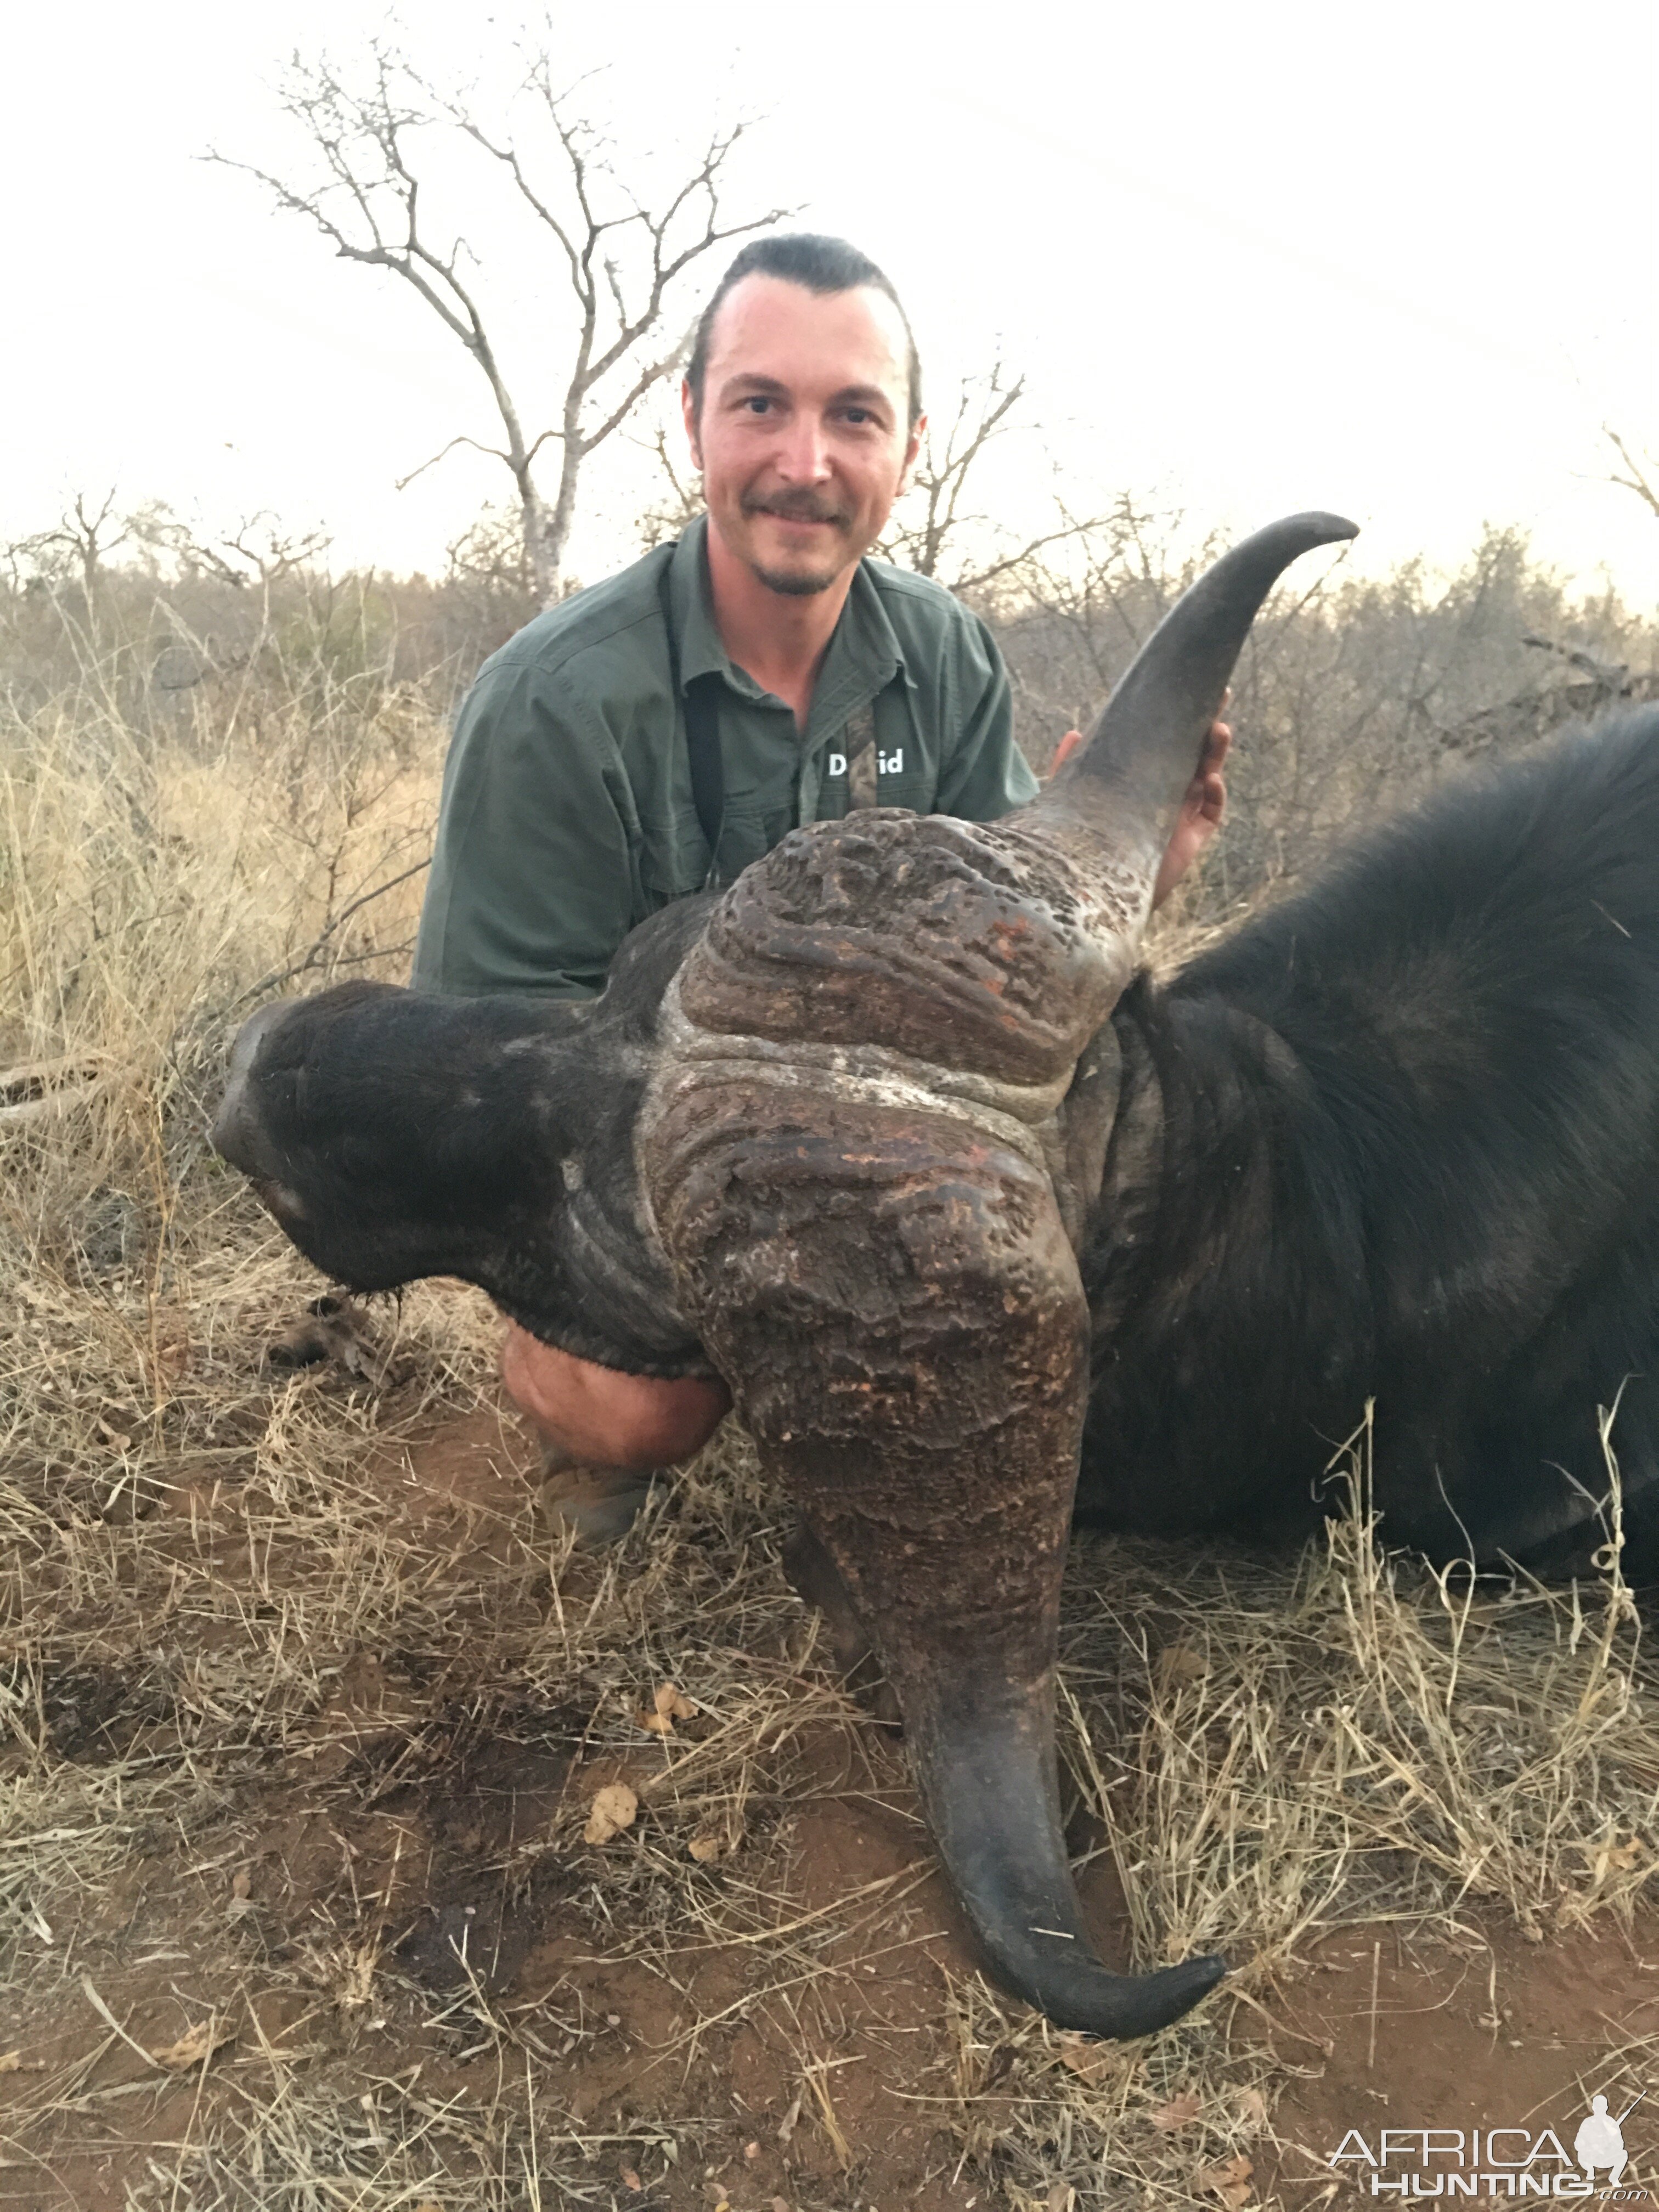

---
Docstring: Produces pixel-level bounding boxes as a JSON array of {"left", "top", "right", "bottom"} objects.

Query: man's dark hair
[{"left": 686, "top": 233, "right": 923, "bottom": 427}]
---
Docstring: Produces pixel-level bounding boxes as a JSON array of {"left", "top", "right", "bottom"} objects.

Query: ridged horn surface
[{"left": 675, "top": 807, "right": 1130, "bottom": 1086}]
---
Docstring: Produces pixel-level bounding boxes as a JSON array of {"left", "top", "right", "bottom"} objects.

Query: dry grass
[{"left": 3, "top": 600, "right": 1658, "bottom": 2208}]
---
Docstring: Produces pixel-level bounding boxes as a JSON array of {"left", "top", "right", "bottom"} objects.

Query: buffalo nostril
[
  {"left": 210, "top": 1093, "right": 259, "bottom": 1173},
  {"left": 213, "top": 1001, "right": 292, "bottom": 1171}
]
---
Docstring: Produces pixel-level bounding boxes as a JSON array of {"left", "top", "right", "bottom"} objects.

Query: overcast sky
[{"left": 7, "top": 0, "right": 1657, "bottom": 601}]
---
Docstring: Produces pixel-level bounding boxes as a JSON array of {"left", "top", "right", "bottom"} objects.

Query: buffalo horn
[
  {"left": 637, "top": 512, "right": 1361, "bottom": 2041},
  {"left": 1023, "top": 510, "right": 1359, "bottom": 897},
  {"left": 906, "top": 1666, "right": 1226, "bottom": 2035}
]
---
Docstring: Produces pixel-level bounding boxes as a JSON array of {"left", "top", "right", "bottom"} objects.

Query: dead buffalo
[{"left": 212, "top": 514, "right": 1659, "bottom": 2041}]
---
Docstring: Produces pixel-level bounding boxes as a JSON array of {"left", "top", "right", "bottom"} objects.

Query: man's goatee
[{"left": 754, "top": 565, "right": 837, "bottom": 597}]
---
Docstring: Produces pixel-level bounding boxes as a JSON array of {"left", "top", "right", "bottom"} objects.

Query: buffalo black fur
[{"left": 1075, "top": 708, "right": 1659, "bottom": 1577}]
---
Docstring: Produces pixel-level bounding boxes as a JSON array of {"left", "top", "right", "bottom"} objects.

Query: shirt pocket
[
  {"left": 709, "top": 799, "right": 777, "bottom": 884},
  {"left": 636, "top": 807, "right": 710, "bottom": 910}
]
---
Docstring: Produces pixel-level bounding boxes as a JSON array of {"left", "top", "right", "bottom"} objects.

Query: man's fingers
[
  {"left": 1047, "top": 727, "right": 1085, "bottom": 780},
  {"left": 1193, "top": 720, "right": 1231, "bottom": 824}
]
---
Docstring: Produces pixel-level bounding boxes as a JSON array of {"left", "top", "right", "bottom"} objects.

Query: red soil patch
[{"left": 4, "top": 1398, "right": 1657, "bottom": 2211}]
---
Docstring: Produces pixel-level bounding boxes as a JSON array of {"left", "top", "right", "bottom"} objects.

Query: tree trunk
[
  {"left": 518, "top": 480, "right": 557, "bottom": 606},
  {"left": 536, "top": 437, "right": 583, "bottom": 608}
]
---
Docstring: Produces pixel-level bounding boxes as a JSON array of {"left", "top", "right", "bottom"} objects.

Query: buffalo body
[{"left": 215, "top": 518, "right": 1659, "bottom": 2037}]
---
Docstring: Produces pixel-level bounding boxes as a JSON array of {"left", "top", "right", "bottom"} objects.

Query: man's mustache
[{"left": 743, "top": 490, "right": 849, "bottom": 526}]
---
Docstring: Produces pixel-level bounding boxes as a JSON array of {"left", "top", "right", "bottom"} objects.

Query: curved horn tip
[
  {"left": 979, "top": 1938, "right": 1227, "bottom": 2040},
  {"left": 1213, "top": 509, "right": 1359, "bottom": 579},
  {"left": 901, "top": 1665, "right": 1232, "bottom": 2040},
  {"left": 1039, "top": 1949, "right": 1229, "bottom": 2042},
  {"left": 1277, "top": 509, "right": 1360, "bottom": 548}
]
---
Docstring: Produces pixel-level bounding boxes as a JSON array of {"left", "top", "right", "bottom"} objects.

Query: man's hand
[
  {"left": 1046, "top": 706, "right": 1232, "bottom": 911},
  {"left": 500, "top": 1324, "right": 730, "bottom": 1470},
  {"left": 1152, "top": 714, "right": 1230, "bottom": 910}
]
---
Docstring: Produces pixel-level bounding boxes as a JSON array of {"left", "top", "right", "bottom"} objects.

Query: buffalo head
[{"left": 213, "top": 512, "right": 1357, "bottom": 2038}]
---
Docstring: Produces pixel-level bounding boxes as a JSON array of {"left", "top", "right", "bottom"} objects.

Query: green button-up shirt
[{"left": 411, "top": 515, "right": 1039, "bottom": 998}]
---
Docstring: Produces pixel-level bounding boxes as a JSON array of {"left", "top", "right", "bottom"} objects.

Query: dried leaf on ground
[
  {"left": 1196, "top": 2152, "right": 1254, "bottom": 2208},
  {"left": 620, "top": 2170, "right": 643, "bottom": 2193},
  {"left": 639, "top": 1681, "right": 697, "bottom": 1734},
  {"left": 1151, "top": 2090, "right": 1204, "bottom": 2130},
  {"left": 1157, "top": 1640, "right": 1211, "bottom": 1688},
  {"left": 584, "top": 1782, "right": 639, "bottom": 1844},
  {"left": 0, "top": 2051, "right": 20, "bottom": 2074},
  {"left": 1235, "top": 2085, "right": 1269, "bottom": 2132},
  {"left": 231, "top": 1868, "right": 251, "bottom": 1900},
  {"left": 1048, "top": 2183, "right": 1077, "bottom": 2212},
  {"left": 1058, "top": 2034, "right": 1132, "bottom": 2086},
  {"left": 689, "top": 1833, "right": 723, "bottom": 1863},
  {"left": 150, "top": 2018, "right": 233, "bottom": 2069}
]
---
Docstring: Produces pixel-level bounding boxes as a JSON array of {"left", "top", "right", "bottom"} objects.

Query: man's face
[{"left": 684, "top": 274, "right": 923, "bottom": 597}]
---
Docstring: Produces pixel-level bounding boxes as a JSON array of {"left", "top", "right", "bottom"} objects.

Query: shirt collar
[{"left": 667, "top": 514, "right": 911, "bottom": 707}]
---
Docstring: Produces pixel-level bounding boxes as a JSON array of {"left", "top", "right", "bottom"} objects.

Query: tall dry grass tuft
[
  {"left": 1, "top": 572, "right": 443, "bottom": 1454},
  {"left": 1067, "top": 1412, "right": 1653, "bottom": 1978}
]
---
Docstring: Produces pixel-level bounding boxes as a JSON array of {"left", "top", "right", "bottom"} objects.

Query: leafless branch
[
  {"left": 228, "top": 859, "right": 432, "bottom": 1013},
  {"left": 1521, "top": 631, "right": 1629, "bottom": 687},
  {"left": 393, "top": 434, "right": 516, "bottom": 493},
  {"left": 946, "top": 513, "right": 1126, "bottom": 600},
  {"left": 1606, "top": 427, "right": 1659, "bottom": 523},
  {"left": 878, "top": 366, "right": 1123, "bottom": 600},
  {"left": 635, "top": 424, "right": 706, "bottom": 551}
]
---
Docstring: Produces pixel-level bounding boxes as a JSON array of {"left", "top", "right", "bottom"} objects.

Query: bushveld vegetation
[{"left": 2, "top": 512, "right": 1658, "bottom": 2208}]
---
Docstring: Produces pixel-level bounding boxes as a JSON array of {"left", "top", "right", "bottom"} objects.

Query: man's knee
[{"left": 499, "top": 1325, "right": 729, "bottom": 1469}]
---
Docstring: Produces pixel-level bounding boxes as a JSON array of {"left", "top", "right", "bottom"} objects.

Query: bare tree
[
  {"left": 25, "top": 491, "right": 132, "bottom": 604},
  {"left": 634, "top": 424, "right": 707, "bottom": 553},
  {"left": 445, "top": 503, "right": 538, "bottom": 601},
  {"left": 210, "top": 43, "right": 789, "bottom": 603},
  {"left": 130, "top": 507, "right": 332, "bottom": 591},
  {"left": 1606, "top": 427, "right": 1659, "bottom": 524},
  {"left": 878, "top": 364, "right": 1112, "bottom": 597}
]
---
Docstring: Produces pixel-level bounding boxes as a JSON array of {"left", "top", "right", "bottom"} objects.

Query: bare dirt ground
[{"left": 4, "top": 1273, "right": 1659, "bottom": 2212}]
